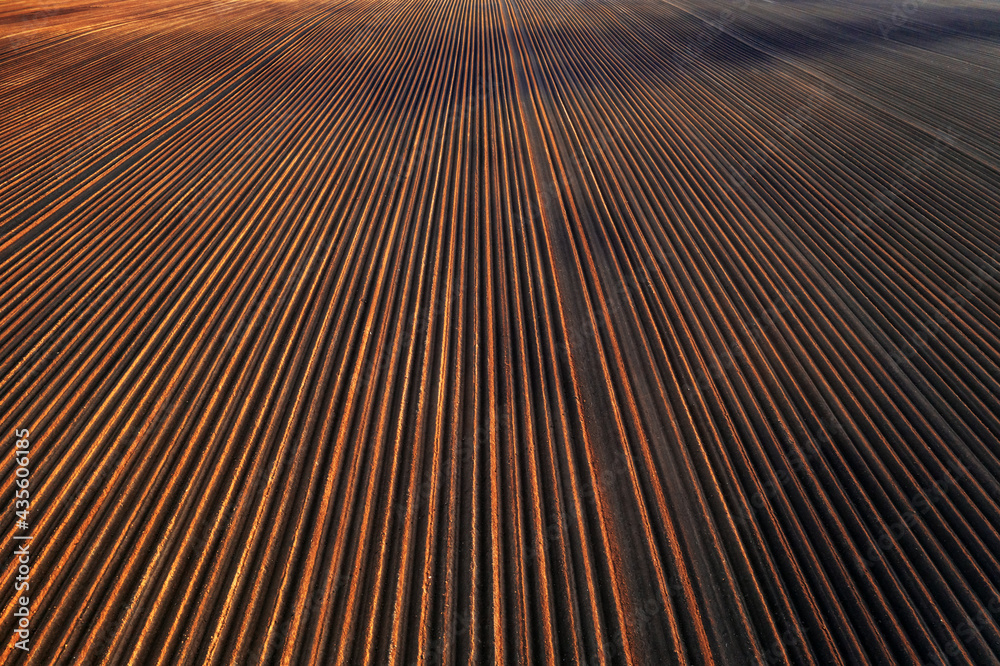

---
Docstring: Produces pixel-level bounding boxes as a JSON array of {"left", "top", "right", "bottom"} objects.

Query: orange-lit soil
[{"left": 2, "top": 0, "right": 1000, "bottom": 662}]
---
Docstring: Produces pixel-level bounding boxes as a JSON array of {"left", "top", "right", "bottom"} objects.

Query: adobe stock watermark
[
  {"left": 853, "top": 126, "right": 956, "bottom": 239},
  {"left": 857, "top": 454, "right": 984, "bottom": 573},
  {"left": 12, "top": 428, "right": 33, "bottom": 652},
  {"left": 920, "top": 596, "right": 1000, "bottom": 665},
  {"left": 878, "top": 0, "right": 928, "bottom": 39},
  {"left": 859, "top": 477, "right": 953, "bottom": 567},
  {"left": 667, "top": 0, "right": 751, "bottom": 71},
  {"left": 726, "top": 84, "right": 830, "bottom": 194}
]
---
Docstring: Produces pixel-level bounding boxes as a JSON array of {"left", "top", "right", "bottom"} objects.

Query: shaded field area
[{"left": 2, "top": 0, "right": 1000, "bottom": 663}]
